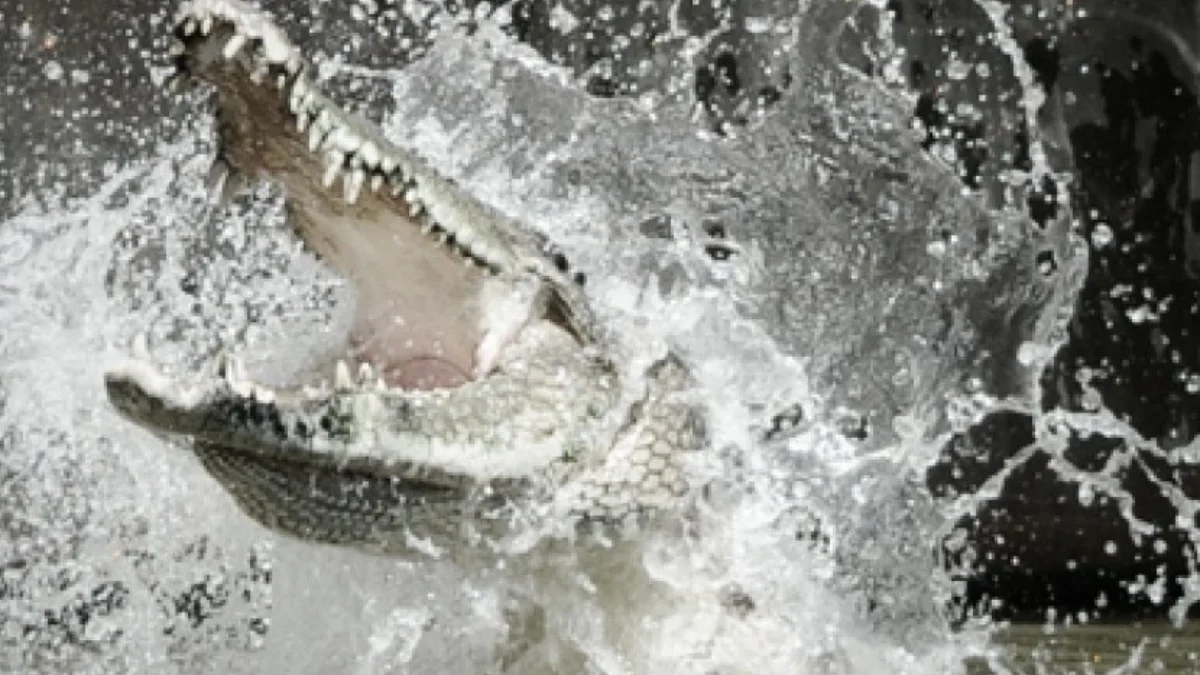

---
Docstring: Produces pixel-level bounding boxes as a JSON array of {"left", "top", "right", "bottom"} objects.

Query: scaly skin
[{"left": 104, "top": 0, "right": 706, "bottom": 557}]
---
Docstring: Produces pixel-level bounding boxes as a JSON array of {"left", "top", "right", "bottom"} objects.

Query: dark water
[{"left": 990, "top": 623, "right": 1200, "bottom": 674}]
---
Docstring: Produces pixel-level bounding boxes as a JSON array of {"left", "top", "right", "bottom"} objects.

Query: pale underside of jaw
[{"left": 172, "top": 0, "right": 585, "bottom": 393}]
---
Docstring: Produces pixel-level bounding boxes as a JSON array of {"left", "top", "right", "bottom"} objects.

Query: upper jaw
[{"left": 172, "top": 0, "right": 600, "bottom": 381}]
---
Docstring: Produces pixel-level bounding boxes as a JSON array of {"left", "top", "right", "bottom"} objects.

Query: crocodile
[
  {"left": 105, "top": 0, "right": 1080, "bottom": 559},
  {"left": 105, "top": 0, "right": 706, "bottom": 558}
]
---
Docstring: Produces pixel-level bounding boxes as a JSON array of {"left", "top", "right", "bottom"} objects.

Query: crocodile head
[{"left": 104, "top": 0, "right": 704, "bottom": 557}]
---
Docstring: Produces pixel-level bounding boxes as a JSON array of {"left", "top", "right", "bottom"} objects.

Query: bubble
[{"left": 42, "top": 60, "right": 63, "bottom": 81}]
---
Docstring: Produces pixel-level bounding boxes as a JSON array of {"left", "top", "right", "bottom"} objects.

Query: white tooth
[
  {"left": 409, "top": 200, "right": 423, "bottom": 216},
  {"left": 332, "top": 125, "right": 361, "bottom": 154},
  {"left": 374, "top": 377, "right": 387, "bottom": 392},
  {"left": 252, "top": 386, "right": 275, "bottom": 404},
  {"left": 216, "top": 352, "right": 247, "bottom": 383},
  {"left": 131, "top": 332, "right": 151, "bottom": 361},
  {"left": 380, "top": 155, "right": 397, "bottom": 174},
  {"left": 168, "top": 40, "right": 185, "bottom": 57},
  {"left": 370, "top": 174, "right": 383, "bottom": 192},
  {"left": 421, "top": 222, "right": 434, "bottom": 235},
  {"left": 312, "top": 110, "right": 333, "bottom": 149},
  {"left": 473, "top": 277, "right": 542, "bottom": 378},
  {"left": 200, "top": 15, "right": 214, "bottom": 35},
  {"left": 288, "top": 79, "right": 306, "bottom": 113},
  {"left": 323, "top": 153, "right": 343, "bottom": 188},
  {"left": 358, "top": 141, "right": 380, "bottom": 167},
  {"left": 180, "top": 17, "right": 198, "bottom": 35},
  {"left": 206, "top": 158, "right": 229, "bottom": 201},
  {"left": 343, "top": 168, "right": 364, "bottom": 203},
  {"left": 308, "top": 123, "right": 325, "bottom": 152},
  {"left": 276, "top": 74, "right": 287, "bottom": 89},
  {"left": 212, "top": 351, "right": 229, "bottom": 377},
  {"left": 403, "top": 187, "right": 418, "bottom": 203},
  {"left": 335, "top": 361, "right": 353, "bottom": 388},
  {"left": 261, "top": 25, "right": 291, "bottom": 63},
  {"left": 356, "top": 363, "right": 375, "bottom": 385},
  {"left": 222, "top": 33, "right": 246, "bottom": 59},
  {"left": 249, "top": 63, "right": 267, "bottom": 83},
  {"left": 297, "top": 111, "right": 310, "bottom": 133}
]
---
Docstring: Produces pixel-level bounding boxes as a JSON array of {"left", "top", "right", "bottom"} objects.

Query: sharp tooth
[
  {"left": 206, "top": 158, "right": 230, "bottom": 201},
  {"left": 168, "top": 40, "right": 185, "bottom": 57},
  {"left": 297, "top": 111, "right": 310, "bottom": 133},
  {"left": 276, "top": 74, "right": 287, "bottom": 89},
  {"left": 288, "top": 79, "right": 307, "bottom": 113},
  {"left": 180, "top": 17, "right": 198, "bottom": 35},
  {"left": 308, "top": 123, "right": 326, "bottom": 152},
  {"left": 131, "top": 332, "right": 151, "bottom": 361},
  {"left": 409, "top": 200, "right": 423, "bottom": 216},
  {"left": 356, "top": 363, "right": 375, "bottom": 385},
  {"left": 332, "top": 126, "right": 361, "bottom": 154},
  {"left": 455, "top": 228, "right": 473, "bottom": 249},
  {"left": 249, "top": 63, "right": 267, "bottom": 84},
  {"left": 421, "top": 222, "right": 434, "bottom": 235},
  {"left": 374, "top": 377, "right": 387, "bottom": 392},
  {"left": 222, "top": 33, "right": 247, "bottom": 59},
  {"left": 200, "top": 15, "right": 214, "bottom": 35},
  {"left": 358, "top": 141, "right": 380, "bottom": 167},
  {"left": 311, "top": 109, "right": 333, "bottom": 150},
  {"left": 343, "top": 168, "right": 365, "bottom": 203},
  {"left": 252, "top": 386, "right": 276, "bottom": 404},
  {"left": 370, "top": 173, "right": 383, "bottom": 192},
  {"left": 215, "top": 352, "right": 247, "bottom": 383},
  {"left": 380, "top": 155, "right": 397, "bottom": 174},
  {"left": 335, "top": 361, "right": 353, "bottom": 389},
  {"left": 323, "top": 152, "right": 343, "bottom": 188},
  {"left": 403, "top": 187, "right": 418, "bottom": 203}
]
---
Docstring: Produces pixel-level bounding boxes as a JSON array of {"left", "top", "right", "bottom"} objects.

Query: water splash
[{"left": 3, "top": 0, "right": 1192, "bottom": 674}]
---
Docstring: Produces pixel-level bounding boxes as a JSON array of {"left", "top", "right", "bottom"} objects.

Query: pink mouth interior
[
  {"left": 280, "top": 172, "right": 490, "bottom": 392},
  {"left": 199, "top": 41, "right": 494, "bottom": 391}
]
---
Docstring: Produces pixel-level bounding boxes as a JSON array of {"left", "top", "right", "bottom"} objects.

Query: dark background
[{"left": 3, "top": 0, "right": 1199, "bottom": 623}]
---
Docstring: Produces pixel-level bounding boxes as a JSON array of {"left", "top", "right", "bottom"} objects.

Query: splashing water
[{"left": 3, "top": 0, "right": 1195, "bottom": 673}]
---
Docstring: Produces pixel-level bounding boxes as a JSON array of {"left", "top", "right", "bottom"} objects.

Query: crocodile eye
[
  {"left": 552, "top": 252, "right": 569, "bottom": 272},
  {"left": 704, "top": 243, "right": 736, "bottom": 261}
]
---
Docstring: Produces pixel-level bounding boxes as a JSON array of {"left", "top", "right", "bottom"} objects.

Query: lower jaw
[{"left": 380, "top": 357, "right": 471, "bottom": 390}]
